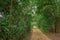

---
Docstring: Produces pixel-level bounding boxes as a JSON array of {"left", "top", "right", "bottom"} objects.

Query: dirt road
[
  {"left": 27, "top": 27, "right": 51, "bottom": 40},
  {"left": 27, "top": 27, "right": 60, "bottom": 40}
]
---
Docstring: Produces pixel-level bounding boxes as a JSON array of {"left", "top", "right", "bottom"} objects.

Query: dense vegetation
[
  {"left": 0, "top": 0, "right": 32, "bottom": 40},
  {"left": 36, "top": 0, "right": 57, "bottom": 32},
  {"left": 32, "top": 0, "right": 60, "bottom": 33},
  {"left": 0, "top": 0, "right": 60, "bottom": 40}
]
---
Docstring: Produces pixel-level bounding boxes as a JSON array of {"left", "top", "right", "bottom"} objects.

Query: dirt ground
[
  {"left": 27, "top": 27, "right": 60, "bottom": 40},
  {"left": 45, "top": 33, "right": 60, "bottom": 40}
]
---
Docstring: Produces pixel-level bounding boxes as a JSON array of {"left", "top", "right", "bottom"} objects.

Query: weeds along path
[{"left": 27, "top": 27, "right": 52, "bottom": 40}]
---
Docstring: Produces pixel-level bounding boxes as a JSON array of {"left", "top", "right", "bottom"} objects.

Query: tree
[
  {"left": 36, "top": 0, "right": 57, "bottom": 32},
  {"left": 0, "top": 0, "right": 32, "bottom": 40}
]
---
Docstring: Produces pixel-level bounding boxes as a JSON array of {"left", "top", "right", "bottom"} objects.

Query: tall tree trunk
[{"left": 9, "top": 0, "right": 13, "bottom": 40}]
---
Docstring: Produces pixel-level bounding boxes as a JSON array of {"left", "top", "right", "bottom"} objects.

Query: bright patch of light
[
  {"left": 19, "top": 2, "right": 22, "bottom": 5},
  {"left": 0, "top": 15, "right": 3, "bottom": 17},
  {"left": 32, "top": 6, "right": 37, "bottom": 16},
  {"left": 0, "top": 12, "right": 3, "bottom": 18},
  {"left": 57, "top": 0, "right": 60, "bottom": 2}
]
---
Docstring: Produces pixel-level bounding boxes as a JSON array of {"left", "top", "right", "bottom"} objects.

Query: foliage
[
  {"left": 0, "top": 0, "right": 32, "bottom": 40},
  {"left": 0, "top": 0, "right": 60, "bottom": 40},
  {"left": 36, "top": 0, "right": 57, "bottom": 32}
]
